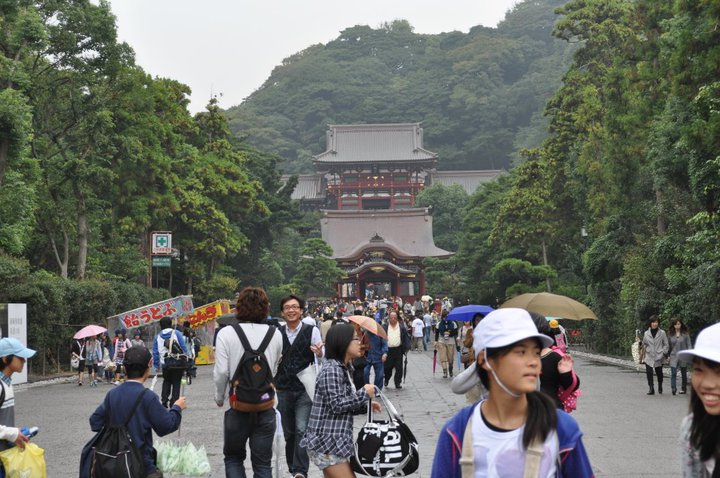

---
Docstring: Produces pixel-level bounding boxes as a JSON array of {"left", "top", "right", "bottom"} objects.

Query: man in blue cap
[{"left": 0, "top": 338, "right": 37, "bottom": 461}]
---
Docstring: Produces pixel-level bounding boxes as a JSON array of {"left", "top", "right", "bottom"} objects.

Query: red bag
[{"left": 553, "top": 347, "right": 581, "bottom": 413}]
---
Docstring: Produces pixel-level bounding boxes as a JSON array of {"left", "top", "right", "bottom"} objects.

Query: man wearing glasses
[{"left": 276, "top": 295, "right": 324, "bottom": 478}]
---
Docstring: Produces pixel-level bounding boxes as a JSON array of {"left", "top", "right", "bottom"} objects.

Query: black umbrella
[{"left": 403, "top": 352, "right": 408, "bottom": 384}]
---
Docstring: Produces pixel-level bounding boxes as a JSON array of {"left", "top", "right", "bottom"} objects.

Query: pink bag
[{"left": 553, "top": 347, "right": 581, "bottom": 413}]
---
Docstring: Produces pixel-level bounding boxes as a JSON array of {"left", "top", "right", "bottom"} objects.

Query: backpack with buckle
[
  {"left": 228, "top": 324, "right": 276, "bottom": 412},
  {"left": 163, "top": 332, "right": 189, "bottom": 370}
]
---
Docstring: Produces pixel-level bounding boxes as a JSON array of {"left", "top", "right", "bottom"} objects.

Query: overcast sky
[{"left": 107, "top": 0, "right": 519, "bottom": 113}]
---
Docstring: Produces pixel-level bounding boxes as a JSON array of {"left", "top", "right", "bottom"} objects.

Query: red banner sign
[{"left": 109, "top": 296, "right": 194, "bottom": 330}]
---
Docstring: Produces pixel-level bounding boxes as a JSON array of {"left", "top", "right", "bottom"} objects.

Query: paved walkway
[{"left": 15, "top": 349, "right": 688, "bottom": 476}]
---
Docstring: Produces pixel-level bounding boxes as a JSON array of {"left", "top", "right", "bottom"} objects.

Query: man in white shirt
[
  {"left": 275, "top": 295, "right": 324, "bottom": 478},
  {"left": 383, "top": 311, "right": 409, "bottom": 389},
  {"left": 411, "top": 315, "right": 425, "bottom": 352},
  {"left": 213, "top": 287, "right": 283, "bottom": 478}
]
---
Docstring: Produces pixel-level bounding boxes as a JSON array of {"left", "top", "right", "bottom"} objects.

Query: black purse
[{"left": 351, "top": 389, "right": 419, "bottom": 477}]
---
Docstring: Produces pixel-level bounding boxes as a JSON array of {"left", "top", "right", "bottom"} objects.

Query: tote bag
[{"left": 351, "top": 390, "right": 419, "bottom": 477}]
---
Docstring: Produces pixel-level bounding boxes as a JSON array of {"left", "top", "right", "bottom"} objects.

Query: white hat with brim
[
  {"left": 473, "top": 308, "right": 554, "bottom": 351},
  {"left": 451, "top": 362, "right": 479, "bottom": 394},
  {"left": 677, "top": 322, "right": 720, "bottom": 364}
]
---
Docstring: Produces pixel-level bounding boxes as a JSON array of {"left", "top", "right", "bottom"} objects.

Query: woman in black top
[{"left": 530, "top": 313, "right": 580, "bottom": 409}]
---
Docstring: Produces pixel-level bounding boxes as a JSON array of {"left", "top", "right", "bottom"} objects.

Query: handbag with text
[{"left": 351, "top": 389, "right": 419, "bottom": 477}]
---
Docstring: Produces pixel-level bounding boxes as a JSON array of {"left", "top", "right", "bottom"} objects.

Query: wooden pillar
[
  {"left": 419, "top": 269, "right": 426, "bottom": 296},
  {"left": 356, "top": 275, "right": 361, "bottom": 300}
]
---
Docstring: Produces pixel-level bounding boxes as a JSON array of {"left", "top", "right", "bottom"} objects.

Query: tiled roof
[
  {"left": 314, "top": 123, "right": 438, "bottom": 165},
  {"left": 321, "top": 208, "right": 453, "bottom": 259},
  {"left": 428, "top": 170, "right": 503, "bottom": 194},
  {"left": 281, "top": 174, "right": 325, "bottom": 200}
]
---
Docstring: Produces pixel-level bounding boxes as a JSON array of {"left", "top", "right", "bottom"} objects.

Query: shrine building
[{"left": 286, "top": 123, "right": 501, "bottom": 301}]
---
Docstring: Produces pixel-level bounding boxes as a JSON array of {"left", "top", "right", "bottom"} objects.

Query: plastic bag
[
  {"left": 71, "top": 355, "right": 80, "bottom": 370},
  {"left": 0, "top": 442, "right": 47, "bottom": 478},
  {"left": 156, "top": 441, "right": 211, "bottom": 476}
]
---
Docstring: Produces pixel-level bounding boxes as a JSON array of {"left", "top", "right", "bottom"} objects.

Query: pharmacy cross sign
[{"left": 151, "top": 232, "right": 172, "bottom": 255}]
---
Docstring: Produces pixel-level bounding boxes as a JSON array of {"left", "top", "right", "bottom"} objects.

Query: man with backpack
[
  {"left": 152, "top": 317, "right": 189, "bottom": 408},
  {"left": 213, "top": 287, "right": 282, "bottom": 478},
  {"left": 84, "top": 346, "right": 185, "bottom": 478}
]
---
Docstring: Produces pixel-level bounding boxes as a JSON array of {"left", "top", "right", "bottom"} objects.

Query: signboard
[
  {"left": 182, "top": 300, "right": 231, "bottom": 329},
  {"left": 0, "top": 304, "right": 29, "bottom": 384},
  {"left": 151, "top": 232, "right": 172, "bottom": 255},
  {"left": 152, "top": 256, "right": 171, "bottom": 267},
  {"left": 109, "top": 295, "right": 194, "bottom": 330}
]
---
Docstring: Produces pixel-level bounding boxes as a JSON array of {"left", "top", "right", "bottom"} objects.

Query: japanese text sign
[
  {"left": 182, "top": 300, "right": 231, "bottom": 328},
  {"left": 109, "top": 295, "right": 194, "bottom": 330}
]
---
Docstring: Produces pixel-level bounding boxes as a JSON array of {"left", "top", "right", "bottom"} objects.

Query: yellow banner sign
[{"left": 184, "top": 300, "right": 231, "bottom": 328}]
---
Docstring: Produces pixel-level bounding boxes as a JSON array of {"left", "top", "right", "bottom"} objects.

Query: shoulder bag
[{"left": 351, "top": 389, "right": 419, "bottom": 477}]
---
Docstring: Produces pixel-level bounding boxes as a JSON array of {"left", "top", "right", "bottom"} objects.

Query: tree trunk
[
  {"left": 140, "top": 230, "right": 151, "bottom": 286},
  {"left": 75, "top": 188, "right": 88, "bottom": 280},
  {"left": 0, "top": 138, "right": 9, "bottom": 188},
  {"left": 541, "top": 239, "right": 552, "bottom": 292},
  {"left": 656, "top": 189, "right": 667, "bottom": 235},
  {"left": 50, "top": 230, "right": 70, "bottom": 279},
  {"left": 186, "top": 273, "right": 193, "bottom": 295}
]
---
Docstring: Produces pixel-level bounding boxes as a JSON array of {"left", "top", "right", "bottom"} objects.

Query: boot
[
  {"left": 647, "top": 387, "right": 655, "bottom": 395},
  {"left": 672, "top": 388, "right": 677, "bottom": 395},
  {"left": 449, "top": 366, "right": 454, "bottom": 378},
  {"left": 658, "top": 383, "right": 663, "bottom": 394},
  {"left": 442, "top": 369, "right": 448, "bottom": 378}
]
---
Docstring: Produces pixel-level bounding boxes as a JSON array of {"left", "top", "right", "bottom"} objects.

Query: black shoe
[
  {"left": 647, "top": 389, "right": 655, "bottom": 395},
  {"left": 659, "top": 385, "right": 663, "bottom": 394},
  {"left": 396, "top": 385, "right": 402, "bottom": 389},
  {"left": 672, "top": 388, "right": 677, "bottom": 395}
]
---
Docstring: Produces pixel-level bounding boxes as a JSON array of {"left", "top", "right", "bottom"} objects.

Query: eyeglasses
[{"left": 283, "top": 305, "right": 301, "bottom": 311}]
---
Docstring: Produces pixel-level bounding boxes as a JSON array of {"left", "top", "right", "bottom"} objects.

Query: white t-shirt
[
  {"left": 472, "top": 402, "right": 558, "bottom": 478},
  {"left": 412, "top": 318, "right": 425, "bottom": 337}
]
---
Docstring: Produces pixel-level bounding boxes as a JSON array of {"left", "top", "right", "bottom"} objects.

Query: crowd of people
[{"left": 0, "top": 289, "right": 718, "bottom": 478}]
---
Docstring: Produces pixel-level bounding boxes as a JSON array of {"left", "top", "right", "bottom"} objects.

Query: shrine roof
[
  {"left": 429, "top": 170, "right": 504, "bottom": 194},
  {"left": 313, "top": 123, "right": 438, "bottom": 165},
  {"left": 320, "top": 208, "right": 453, "bottom": 260},
  {"left": 280, "top": 174, "right": 325, "bottom": 201}
]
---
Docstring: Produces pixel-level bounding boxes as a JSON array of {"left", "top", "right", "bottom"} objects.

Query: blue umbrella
[{"left": 447, "top": 305, "right": 495, "bottom": 321}]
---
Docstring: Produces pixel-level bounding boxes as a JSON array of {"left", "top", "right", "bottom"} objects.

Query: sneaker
[
  {"left": 293, "top": 474, "right": 306, "bottom": 478},
  {"left": 113, "top": 381, "right": 120, "bottom": 385}
]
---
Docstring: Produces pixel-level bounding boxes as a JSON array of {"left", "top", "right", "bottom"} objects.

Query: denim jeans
[
  {"left": 223, "top": 408, "right": 275, "bottom": 478},
  {"left": 364, "top": 360, "right": 385, "bottom": 390},
  {"left": 423, "top": 326, "right": 432, "bottom": 350},
  {"left": 276, "top": 389, "right": 312, "bottom": 476},
  {"left": 670, "top": 366, "right": 688, "bottom": 392}
]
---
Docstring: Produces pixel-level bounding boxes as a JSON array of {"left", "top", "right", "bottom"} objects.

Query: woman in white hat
[
  {"left": 677, "top": 322, "right": 720, "bottom": 477},
  {"left": 432, "top": 308, "right": 593, "bottom": 477}
]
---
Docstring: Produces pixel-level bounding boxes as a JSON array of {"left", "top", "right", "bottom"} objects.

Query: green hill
[{"left": 225, "top": 0, "right": 573, "bottom": 173}]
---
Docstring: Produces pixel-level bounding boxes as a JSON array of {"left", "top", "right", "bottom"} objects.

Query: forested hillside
[{"left": 225, "top": 0, "right": 573, "bottom": 173}]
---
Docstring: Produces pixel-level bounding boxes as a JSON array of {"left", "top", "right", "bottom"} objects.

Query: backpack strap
[
  {"left": 523, "top": 438, "right": 544, "bottom": 478},
  {"left": 105, "top": 388, "right": 147, "bottom": 427},
  {"left": 123, "top": 389, "right": 149, "bottom": 427},
  {"left": 460, "top": 414, "right": 474, "bottom": 477},
  {"left": 232, "top": 324, "right": 275, "bottom": 356}
]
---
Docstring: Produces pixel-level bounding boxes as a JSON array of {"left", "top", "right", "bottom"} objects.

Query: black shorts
[
  {"left": 78, "top": 359, "right": 86, "bottom": 370},
  {"left": 86, "top": 363, "right": 98, "bottom": 374}
]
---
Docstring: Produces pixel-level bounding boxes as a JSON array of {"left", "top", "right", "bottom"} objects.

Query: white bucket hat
[
  {"left": 677, "top": 322, "right": 720, "bottom": 364},
  {"left": 451, "top": 308, "right": 552, "bottom": 396},
  {"left": 473, "top": 308, "right": 554, "bottom": 351}
]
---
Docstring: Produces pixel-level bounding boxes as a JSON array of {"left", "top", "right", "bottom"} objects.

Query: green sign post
[{"left": 152, "top": 256, "right": 171, "bottom": 268}]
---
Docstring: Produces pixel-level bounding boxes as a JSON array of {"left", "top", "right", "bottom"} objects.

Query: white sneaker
[{"left": 113, "top": 381, "right": 120, "bottom": 385}]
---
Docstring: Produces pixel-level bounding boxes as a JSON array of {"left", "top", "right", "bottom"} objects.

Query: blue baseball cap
[{"left": 0, "top": 338, "right": 36, "bottom": 359}]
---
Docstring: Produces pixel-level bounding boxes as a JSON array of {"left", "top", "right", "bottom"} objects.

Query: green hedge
[{"left": 0, "top": 267, "right": 168, "bottom": 375}]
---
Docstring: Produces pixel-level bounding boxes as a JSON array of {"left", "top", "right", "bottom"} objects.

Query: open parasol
[
  {"left": 348, "top": 315, "right": 388, "bottom": 339},
  {"left": 447, "top": 305, "right": 494, "bottom": 322},
  {"left": 73, "top": 324, "right": 107, "bottom": 340},
  {"left": 500, "top": 292, "right": 598, "bottom": 321}
]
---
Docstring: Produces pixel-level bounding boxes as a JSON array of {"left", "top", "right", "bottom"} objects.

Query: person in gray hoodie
[
  {"left": 641, "top": 315, "right": 669, "bottom": 395},
  {"left": 152, "top": 317, "right": 189, "bottom": 408}
]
